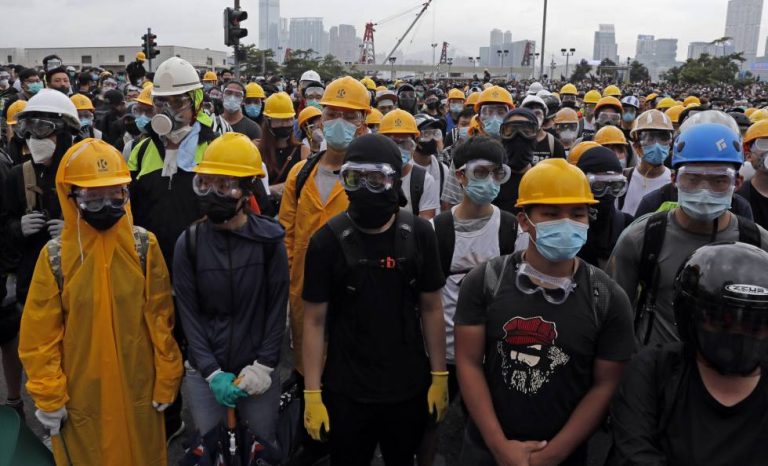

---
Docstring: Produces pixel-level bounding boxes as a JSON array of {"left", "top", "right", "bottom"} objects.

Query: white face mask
[
  {"left": 166, "top": 125, "right": 193, "bottom": 144},
  {"left": 28, "top": 137, "right": 56, "bottom": 163}
]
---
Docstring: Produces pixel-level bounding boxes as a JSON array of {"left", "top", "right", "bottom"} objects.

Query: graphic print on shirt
[{"left": 497, "top": 316, "right": 569, "bottom": 395}]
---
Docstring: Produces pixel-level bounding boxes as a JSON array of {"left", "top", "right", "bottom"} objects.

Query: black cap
[
  {"left": 104, "top": 89, "right": 125, "bottom": 106},
  {"left": 344, "top": 133, "right": 403, "bottom": 177},
  {"left": 503, "top": 108, "right": 539, "bottom": 126},
  {"left": 576, "top": 147, "right": 622, "bottom": 174}
]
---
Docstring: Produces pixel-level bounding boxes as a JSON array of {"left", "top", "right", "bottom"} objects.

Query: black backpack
[
  {"left": 633, "top": 211, "right": 762, "bottom": 345},
  {"left": 293, "top": 151, "right": 324, "bottom": 201},
  {"left": 433, "top": 209, "right": 518, "bottom": 278},
  {"left": 410, "top": 164, "right": 427, "bottom": 216}
]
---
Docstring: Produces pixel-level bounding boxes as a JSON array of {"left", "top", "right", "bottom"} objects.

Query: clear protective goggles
[
  {"left": 398, "top": 90, "right": 416, "bottom": 99},
  {"left": 223, "top": 89, "right": 244, "bottom": 99},
  {"left": 588, "top": 173, "right": 628, "bottom": 198},
  {"left": 561, "top": 95, "right": 577, "bottom": 103},
  {"left": 419, "top": 128, "right": 443, "bottom": 142},
  {"left": 479, "top": 104, "right": 509, "bottom": 120},
  {"left": 132, "top": 105, "right": 153, "bottom": 118},
  {"left": 596, "top": 112, "right": 621, "bottom": 125},
  {"left": 751, "top": 138, "right": 768, "bottom": 153},
  {"left": 526, "top": 106, "right": 546, "bottom": 121},
  {"left": 639, "top": 130, "right": 673, "bottom": 146},
  {"left": 556, "top": 123, "right": 579, "bottom": 133},
  {"left": 457, "top": 159, "right": 511, "bottom": 185},
  {"left": 389, "top": 135, "right": 417, "bottom": 153},
  {"left": 78, "top": 110, "right": 94, "bottom": 120},
  {"left": 304, "top": 86, "right": 325, "bottom": 100},
  {"left": 377, "top": 101, "right": 395, "bottom": 113},
  {"left": 192, "top": 174, "right": 243, "bottom": 198},
  {"left": 500, "top": 120, "right": 538, "bottom": 140},
  {"left": 16, "top": 117, "right": 65, "bottom": 139},
  {"left": 154, "top": 95, "right": 193, "bottom": 112},
  {"left": 322, "top": 107, "right": 363, "bottom": 125},
  {"left": 47, "top": 59, "right": 63, "bottom": 69},
  {"left": 677, "top": 166, "right": 736, "bottom": 194},
  {"left": 515, "top": 262, "right": 577, "bottom": 305},
  {"left": 73, "top": 186, "right": 129, "bottom": 212},
  {"left": 339, "top": 162, "right": 397, "bottom": 193},
  {"left": 269, "top": 117, "right": 294, "bottom": 128}
]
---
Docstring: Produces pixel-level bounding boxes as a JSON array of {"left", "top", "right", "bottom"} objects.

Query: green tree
[
  {"left": 674, "top": 52, "right": 743, "bottom": 85},
  {"left": 316, "top": 54, "right": 348, "bottom": 81},
  {"left": 660, "top": 66, "right": 681, "bottom": 84},
  {"left": 629, "top": 60, "right": 651, "bottom": 82},
  {"left": 281, "top": 49, "right": 321, "bottom": 79},
  {"left": 570, "top": 59, "right": 592, "bottom": 81},
  {"left": 238, "top": 44, "right": 280, "bottom": 77}
]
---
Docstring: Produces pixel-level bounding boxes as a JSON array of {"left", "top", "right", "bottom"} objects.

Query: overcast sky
[{"left": 1, "top": 0, "right": 765, "bottom": 64}]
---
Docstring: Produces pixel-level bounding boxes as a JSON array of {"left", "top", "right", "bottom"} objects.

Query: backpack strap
[
  {"left": 617, "top": 167, "right": 634, "bottom": 210},
  {"left": 185, "top": 223, "right": 199, "bottom": 272},
  {"left": 547, "top": 132, "right": 555, "bottom": 156},
  {"left": 393, "top": 210, "right": 418, "bottom": 289},
  {"left": 22, "top": 161, "right": 39, "bottom": 213},
  {"left": 132, "top": 226, "right": 150, "bottom": 273},
  {"left": 326, "top": 214, "right": 367, "bottom": 294},
  {"left": 498, "top": 210, "right": 518, "bottom": 256},
  {"left": 295, "top": 152, "right": 324, "bottom": 201},
  {"left": 437, "top": 159, "right": 445, "bottom": 198},
  {"left": 410, "top": 164, "right": 426, "bottom": 216},
  {"left": 737, "top": 215, "right": 762, "bottom": 248},
  {"left": 433, "top": 211, "right": 455, "bottom": 278},
  {"left": 635, "top": 211, "right": 668, "bottom": 344},
  {"left": 586, "top": 262, "right": 611, "bottom": 329}
]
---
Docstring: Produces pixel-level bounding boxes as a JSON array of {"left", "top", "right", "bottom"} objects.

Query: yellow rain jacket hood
[{"left": 19, "top": 139, "right": 183, "bottom": 465}]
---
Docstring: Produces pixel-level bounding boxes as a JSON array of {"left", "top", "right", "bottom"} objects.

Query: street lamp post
[
  {"left": 561, "top": 47, "right": 575, "bottom": 79},
  {"left": 388, "top": 56, "right": 397, "bottom": 81},
  {"left": 540, "top": 0, "right": 548, "bottom": 80},
  {"left": 447, "top": 57, "right": 453, "bottom": 77},
  {"left": 550, "top": 56, "right": 556, "bottom": 81},
  {"left": 431, "top": 43, "right": 438, "bottom": 67},
  {"left": 497, "top": 50, "right": 509, "bottom": 68}
]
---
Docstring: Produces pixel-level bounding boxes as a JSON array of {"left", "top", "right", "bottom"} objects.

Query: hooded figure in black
[
  {"left": 397, "top": 84, "right": 419, "bottom": 115},
  {"left": 493, "top": 108, "right": 538, "bottom": 213},
  {"left": 576, "top": 147, "right": 633, "bottom": 269}
]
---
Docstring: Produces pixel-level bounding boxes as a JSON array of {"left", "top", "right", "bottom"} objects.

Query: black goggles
[
  {"left": 17, "top": 117, "right": 65, "bottom": 139},
  {"left": 500, "top": 121, "right": 538, "bottom": 140}
]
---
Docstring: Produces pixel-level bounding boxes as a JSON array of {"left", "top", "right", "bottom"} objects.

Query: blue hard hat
[{"left": 672, "top": 123, "right": 743, "bottom": 168}]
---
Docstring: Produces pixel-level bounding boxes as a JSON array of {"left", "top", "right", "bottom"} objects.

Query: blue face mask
[
  {"left": 223, "top": 96, "right": 242, "bottom": 112},
  {"left": 529, "top": 217, "right": 589, "bottom": 262},
  {"left": 482, "top": 116, "right": 503, "bottom": 137},
  {"left": 450, "top": 103, "right": 464, "bottom": 114},
  {"left": 622, "top": 111, "right": 636, "bottom": 123},
  {"left": 244, "top": 104, "right": 262, "bottom": 118},
  {"left": 306, "top": 100, "right": 322, "bottom": 110},
  {"left": 642, "top": 143, "right": 669, "bottom": 166},
  {"left": 458, "top": 126, "right": 469, "bottom": 141},
  {"left": 27, "top": 82, "right": 43, "bottom": 95},
  {"left": 323, "top": 118, "right": 357, "bottom": 150},
  {"left": 464, "top": 178, "right": 500, "bottom": 204},
  {"left": 678, "top": 188, "right": 733, "bottom": 221},
  {"left": 80, "top": 117, "right": 93, "bottom": 127},
  {"left": 135, "top": 115, "right": 151, "bottom": 133},
  {"left": 203, "top": 83, "right": 214, "bottom": 92},
  {"left": 400, "top": 148, "right": 412, "bottom": 165}
]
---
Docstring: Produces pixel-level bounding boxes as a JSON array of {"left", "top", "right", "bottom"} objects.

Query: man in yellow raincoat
[{"left": 19, "top": 138, "right": 183, "bottom": 465}]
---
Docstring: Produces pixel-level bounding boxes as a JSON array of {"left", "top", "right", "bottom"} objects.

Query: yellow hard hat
[
  {"left": 62, "top": 138, "right": 132, "bottom": 188},
  {"left": 583, "top": 90, "right": 602, "bottom": 104},
  {"left": 360, "top": 77, "right": 376, "bottom": 91},
  {"left": 745, "top": 107, "right": 758, "bottom": 118},
  {"left": 645, "top": 93, "right": 659, "bottom": 102},
  {"left": 136, "top": 52, "right": 146, "bottom": 61},
  {"left": 447, "top": 88, "right": 465, "bottom": 101},
  {"left": 195, "top": 133, "right": 266, "bottom": 178},
  {"left": 465, "top": 91, "right": 480, "bottom": 108},
  {"left": 665, "top": 105, "right": 685, "bottom": 124},
  {"left": 70, "top": 94, "right": 95, "bottom": 111},
  {"left": 142, "top": 80, "right": 153, "bottom": 88},
  {"left": 375, "top": 85, "right": 388, "bottom": 92},
  {"left": 203, "top": 71, "right": 218, "bottom": 82},
  {"left": 298, "top": 106, "right": 322, "bottom": 128},
  {"left": 554, "top": 108, "right": 579, "bottom": 124},
  {"left": 749, "top": 109, "right": 768, "bottom": 123},
  {"left": 469, "top": 115, "right": 481, "bottom": 135},
  {"left": 366, "top": 108, "right": 384, "bottom": 126},
  {"left": 6, "top": 100, "right": 28, "bottom": 125},
  {"left": 378, "top": 109, "right": 419, "bottom": 136},
  {"left": 743, "top": 119, "right": 768, "bottom": 150},
  {"left": 474, "top": 86, "right": 514, "bottom": 112},
  {"left": 603, "top": 85, "right": 621, "bottom": 98},
  {"left": 655, "top": 97, "right": 676, "bottom": 110},
  {"left": 516, "top": 158, "right": 598, "bottom": 207},
  {"left": 594, "top": 96, "right": 623, "bottom": 114},
  {"left": 567, "top": 141, "right": 601, "bottom": 165},
  {"left": 594, "top": 125, "right": 627, "bottom": 146},
  {"left": 320, "top": 76, "right": 371, "bottom": 112},
  {"left": 136, "top": 85, "right": 153, "bottom": 106},
  {"left": 263, "top": 92, "right": 296, "bottom": 119},
  {"left": 560, "top": 83, "right": 577, "bottom": 95},
  {"left": 245, "top": 82, "right": 266, "bottom": 99},
  {"left": 683, "top": 96, "right": 701, "bottom": 107}
]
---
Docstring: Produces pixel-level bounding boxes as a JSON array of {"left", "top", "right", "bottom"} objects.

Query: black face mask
[
  {"left": 697, "top": 328, "right": 768, "bottom": 376},
  {"left": 53, "top": 86, "right": 70, "bottom": 95},
  {"left": 426, "top": 101, "right": 439, "bottom": 110},
  {"left": 200, "top": 193, "right": 241, "bottom": 224},
  {"left": 561, "top": 100, "right": 576, "bottom": 109},
  {"left": 417, "top": 140, "right": 438, "bottom": 155},
  {"left": 271, "top": 126, "right": 293, "bottom": 139},
  {"left": 399, "top": 98, "right": 416, "bottom": 112},
  {"left": 503, "top": 136, "right": 535, "bottom": 172},
  {"left": 81, "top": 206, "right": 125, "bottom": 230},
  {"left": 346, "top": 186, "right": 400, "bottom": 229}
]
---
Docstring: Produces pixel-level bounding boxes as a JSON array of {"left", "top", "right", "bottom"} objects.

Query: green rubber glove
[{"left": 207, "top": 371, "right": 248, "bottom": 407}]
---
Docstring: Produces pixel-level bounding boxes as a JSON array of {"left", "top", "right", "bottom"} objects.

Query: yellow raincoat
[
  {"left": 19, "top": 145, "right": 183, "bottom": 465},
  {"left": 278, "top": 157, "right": 348, "bottom": 374}
]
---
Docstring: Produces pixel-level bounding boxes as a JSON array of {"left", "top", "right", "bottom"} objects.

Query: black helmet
[
  {"left": 728, "top": 111, "right": 751, "bottom": 131},
  {"left": 674, "top": 241, "right": 768, "bottom": 375},
  {"left": 542, "top": 95, "right": 561, "bottom": 120}
]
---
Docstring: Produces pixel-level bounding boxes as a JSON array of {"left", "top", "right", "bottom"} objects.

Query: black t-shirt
[
  {"left": 739, "top": 181, "right": 768, "bottom": 231},
  {"left": 231, "top": 116, "right": 262, "bottom": 141},
  {"left": 531, "top": 134, "right": 566, "bottom": 165},
  {"left": 455, "top": 255, "right": 633, "bottom": 448},
  {"left": 664, "top": 364, "right": 768, "bottom": 465},
  {"left": 302, "top": 212, "right": 446, "bottom": 403},
  {"left": 493, "top": 172, "right": 524, "bottom": 214},
  {"left": 268, "top": 145, "right": 301, "bottom": 185}
]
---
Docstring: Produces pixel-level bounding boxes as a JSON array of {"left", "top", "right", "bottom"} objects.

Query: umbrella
[{"left": 0, "top": 406, "right": 56, "bottom": 466}]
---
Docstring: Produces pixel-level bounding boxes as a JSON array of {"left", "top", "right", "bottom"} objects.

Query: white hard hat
[
  {"left": 522, "top": 95, "right": 547, "bottom": 110},
  {"left": 19, "top": 88, "right": 79, "bottom": 131},
  {"left": 621, "top": 96, "right": 641, "bottom": 109},
  {"left": 151, "top": 57, "right": 202, "bottom": 97},
  {"left": 535, "top": 90, "right": 552, "bottom": 98},
  {"left": 527, "top": 82, "right": 544, "bottom": 95},
  {"left": 300, "top": 70, "right": 321, "bottom": 84}
]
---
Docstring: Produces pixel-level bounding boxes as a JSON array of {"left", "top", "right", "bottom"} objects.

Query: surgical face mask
[
  {"left": 622, "top": 110, "right": 636, "bottom": 123},
  {"left": 0, "top": 79, "right": 10, "bottom": 88},
  {"left": 697, "top": 328, "right": 768, "bottom": 376},
  {"left": 678, "top": 188, "right": 733, "bottom": 222},
  {"left": 481, "top": 116, "right": 503, "bottom": 137},
  {"left": 223, "top": 95, "right": 242, "bottom": 113},
  {"left": 464, "top": 178, "right": 500, "bottom": 204},
  {"left": 244, "top": 104, "right": 262, "bottom": 118},
  {"left": 323, "top": 118, "right": 357, "bottom": 150},
  {"left": 26, "top": 82, "right": 43, "bottom": 95},
  {"left": 529, "top": 216, "right": 589, "bottom": 262},
  {"left": 458, "top": 126, "right": 469, "bottom": 141},
  {"left": 400, "top": 148, "right": 412, "bottom": 165},
  {"left": 306, "top": 99, "right": 322, "bottom": 110},
  {"left": 558, "top": 129, "right": 578, "bottom": 143},
  {"left": 27, "top": 137, "right": 56, "bottom": 163},
  {"left": 82, "top": 205, "right": 126, "bottom": 230},
  {"left": 450, "top": 103, "right": 464, "bottom": 114},
  {"left": 203, "top": 83, "right": 214, "bottom": 92},
  {"left": 80, "top": 117, "right": 93, "bottom": 127},
  {"left": 642, "top": 143, "right": 669, "bottom": 166},
  {"left": 135, "top": 115, "right": 151, "bottom": 133}
]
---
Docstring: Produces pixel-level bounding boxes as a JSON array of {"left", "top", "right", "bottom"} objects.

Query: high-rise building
[
  {"left": 654, "top": 39, "right": 678, "bottom": 65},
  {"left": 504, "top": 31, "right": 513, "bottom": 44},
  {"left": 593, "top": 24, "right": 618, "bottom": 63},
  {"left": 687, "top": 40, "right": 736, "bottom": 60},
  {"left": 636, "top": 35, "right": 656, "bottom": 62},
  {"left": 289, "top": 17, "right": 325, "bottom": 57},
  {"left": 490, "top": 29, "right": 504, "bottom": 49},
  {"left": 258, "top": 0, "right": 280, "bottom": 56},
  {"left": 725, "top": 0, "right": 764, "bottom": 63},
  {"left": 329, "top": 24, "right": 359, "bottom": 63}
]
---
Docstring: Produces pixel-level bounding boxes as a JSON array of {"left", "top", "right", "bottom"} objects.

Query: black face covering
[
  {"left": 82, "top": 206, "right": 125, "bottom": 230},
  {"left": 399, "top": 98, "right": 416, "bottom": 113},
  {"left": 503, "top": 136, "right": 535, "bottom": 172},
  {"left": 347, "top": 186, "right": 400, "bottom": 229},
  {"left": 697, "top": 328, "right": 768, "bottom": 375},
  {"left": 561, "top": 101, "right": 576, "bottom": 109},
  {"left": 200, "top": 193, "right": 241, "bottom": 224},
  {"left": 426, "top": 101, "right": 439, "bottom": 110},
  {"left": 417, "top": 140, "right": 438, "bottom": 156},
  {"left": 271, "top": 127, "right": 293, "bottom": 139}
]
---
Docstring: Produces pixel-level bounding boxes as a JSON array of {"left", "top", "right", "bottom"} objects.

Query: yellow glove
[
  {"left": 427, "top": 371, "right": 449, "bottom": 424},
  {"left": 303, "top": 390, "right": 330, "bottom": 442}
]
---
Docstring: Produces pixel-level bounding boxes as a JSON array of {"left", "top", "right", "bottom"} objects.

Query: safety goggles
[
  {"left": 223, "top": 89, "right": 245, "bottom": 99},
  {"left": 192, "top": 174, "right": 243, "bottom": 198},
  {"left": 322, "top": 107, "right": 363, "bottom": 125},
  {"left": 515, "top": 262, "right": 576, "bottom": 305},
  {"left": 525, "top": 106, "right": 546, "bottom": 121},
  {"left": 419, "top": 128, "right": 442, "bottom": 142},
  {"left": 47, "top": 59, "right": 63, "bottom": 69},
  {"left": 479, "top": 105, "right": 509, "bottom": 119},
  {"left": 304, "top": 86, "right": 324, "bottom": 100},
  {"left": 268, "top": 117, "right": 294, "bottom": 128},
  {"left": 398, "top": 91, "right": 416, "bottom": 99},
  {"left": 73, "top": 186, "right": 129, "bottom": 212},
  {"left": 752, "top": 138, "right": 768, "bottom": 153},
  {"left": 639, "top": 130, "right": 673, "bottom": 146},
  {"left": 457, "top": 160, "right": 511, "bottom": 185},
  {"left": 500, "top": 120, "right": 538, "bottom": 140},
  {"left": 339, "top": 162, "right": 397, "bottom": 193},
  {"left": 425, "top": 96, "right": 439, "bottom": 105},
  {"left": 131, "top": 106, "right": 153, "bottom": 118},
  {"left": 377, "top": 102, "right": 395, "bottom": 113},
  {"left": 16, "top": 117, "right": 65, "bottom": 139},
  {"left": 596, "top": 113, "right": 621, "bottom": 126},
  {"left": 587, "top": 173, "right": 628, "bottom": 198},
  {"left": 77, "top": 110, "right": 94, "bottom": 120},
  {"left": 677, "top": 166, "right": 736, "bottom": 194},
  {"left": 556, "top": 123, "right": 579, "bottom": 133},
  {"left": 0, "top": 73, "right": 11, "bottom": 81},
  {"left": 561, "top": 95, "right": 577, "bottom": 104},
  {"left": 389, "top": 135, "right": 417, "bottom": 153},
  {"left": 154, "top": 95, "right": 193, "bottom": 112}
]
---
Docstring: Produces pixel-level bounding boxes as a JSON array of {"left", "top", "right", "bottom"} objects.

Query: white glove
[
  {"left": 35, "top": 407, "right": 68, "bottom": 436},
  {"left": 47, "top": 219, "right": 65, "bottom": 238},
  {"left": 237, "top": 361, "right": 274, "bottom": 396},
  {"left": 152, "top": 401, "right": 171, "bottom": 412},
  {"left": 21, "top": 213, "right": 46, "bottom": 237}
]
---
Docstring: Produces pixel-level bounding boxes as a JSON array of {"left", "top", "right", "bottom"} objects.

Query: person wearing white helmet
[
  {"left": 620, "top": 96, "right": 640, "bottom": 137},
  {"left": 521, "top": 95, "right": 566, "bottom": 165},
  {"left": 527, "top": 81, "right": 544, "bottom": 96}
]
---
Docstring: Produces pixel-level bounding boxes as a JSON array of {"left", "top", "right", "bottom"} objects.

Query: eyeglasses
[
  {"left": 458, "top": 160, "right": 511, "bottom": 185},
  {"left": 339, "top": 163, "right": 397, "bottom": 193},
  {"left": 500, "top": 121, "right": 538, "bottom": 140},
  {"left": 561, "top": 95, "right": 576, "bottom": 103},
  {"left": 223, "top": 89, "right": 245, "bottom": 99},
  {"left": 16, "top": 117, "right": 65, "bottom": 139},
  {"left": 639, "top": 131, "right": 673, "bottom": 146},
  {"left": 419, "top": 128, "right": 443, "bottom": 142},
  {"left": 677, "top": 166, "right": 736, "bottom": 194},
  {"left": 73, "top": 186, "right": 129, "bottom": 212},
  {"left": 515, "top": 262, "right": 576, "bottom": 305},
  {"left": 479, "top": 105, "right": 509, "bottom": 119},
  {"left": 588, "top": 173, "right": 628, "bottom": 198},
  {"left": 596, "top": 113, "right": 621, "bottom": 125},
  {"left": 322, "top": 107, "right": 363, "bottom": 125},
  {"left": 192, "top": 174, "right": 243, "bottom": 198},
  {"left": 154, "top": 95, "right": 193, "bottom": 112}
]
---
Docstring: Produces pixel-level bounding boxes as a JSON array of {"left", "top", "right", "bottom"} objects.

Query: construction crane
[
  {"left": 358, "top": 1, "right": 434, "bottom": 65},
  {"left": 439, "top": 41, "right": 449, "bottom": 64}
]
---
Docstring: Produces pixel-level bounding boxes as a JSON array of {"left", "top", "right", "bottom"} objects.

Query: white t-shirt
[
  {"left": 621, "top": 166, "right": 672, "bottom": 216},
  {"left": 416, "top": 155, "right": 449, "bottom": 203},
  {"left": 401, "top": 164, "right": 440, "bottom": 214},
  {"left": 433, "top": 205, "right": 502, "bottom": 363}
]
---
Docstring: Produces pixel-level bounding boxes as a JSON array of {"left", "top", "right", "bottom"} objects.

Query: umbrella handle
[{"left": 227, "top": 407, "right": 237, "bottom": 430}]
